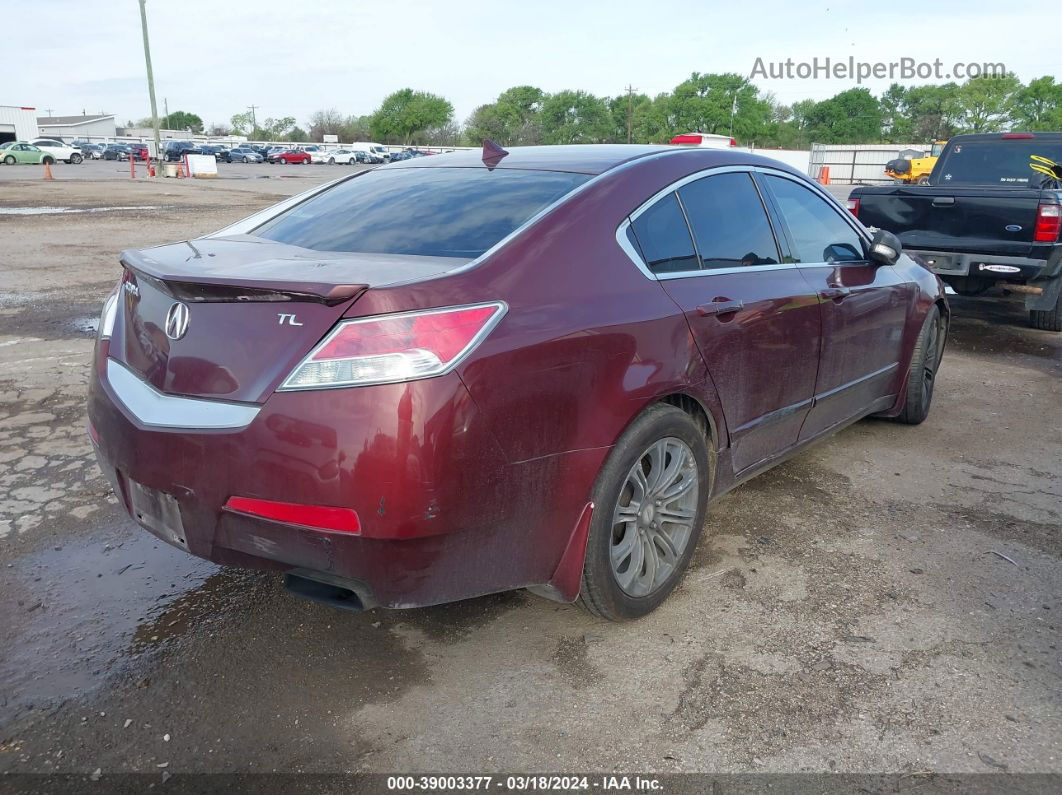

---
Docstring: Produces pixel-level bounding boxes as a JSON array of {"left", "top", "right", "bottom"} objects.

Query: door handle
[
  {"left": 931, "top": 196, "right": 955, "bottom": 207},
  {"left": 696, "top": 298, "right": 744, "bottom": 317},
  {"left": 819, "top": 287, "right": 851, "bottom": 301}
]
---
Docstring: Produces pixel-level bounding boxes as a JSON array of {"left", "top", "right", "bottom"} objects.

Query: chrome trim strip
[
  {"left": 614, "top": 164, "right": 873, "bottom": 281},
  {"left": 106, "top": 359, "right": 261, "bottom": 430}
]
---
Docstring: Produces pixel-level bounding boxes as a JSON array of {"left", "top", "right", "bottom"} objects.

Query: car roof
[
  {"left": 945, "top": 132, "right": 1062, "bottom": 143},
  {"left": 385, "top": 144, "right": 673, "bottom": 175},
  {"left": 384, "top": 144, "right": 801, "bottom": 176}
]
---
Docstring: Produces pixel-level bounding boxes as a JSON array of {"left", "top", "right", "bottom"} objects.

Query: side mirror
[{"left": 868, "top": 229, "right": 902, "bottom": 266}]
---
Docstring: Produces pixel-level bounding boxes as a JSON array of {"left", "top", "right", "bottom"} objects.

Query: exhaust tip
[{"left": 283, "top": 572, "right": 370, "bottom": 613}]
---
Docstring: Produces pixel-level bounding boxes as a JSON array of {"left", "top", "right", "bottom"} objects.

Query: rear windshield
[
  {"left": 935, "top": 139, "right": 1062, "bottom": 186},
  {"left": 255, "top": 167, "right": 590, "bottom": 258}
]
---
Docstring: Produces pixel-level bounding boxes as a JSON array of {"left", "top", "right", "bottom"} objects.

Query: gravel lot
[{"left": 0, "top": 167, "right": 1059, "bottom": 778}]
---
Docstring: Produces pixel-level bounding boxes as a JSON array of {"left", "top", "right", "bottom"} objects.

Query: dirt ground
[{"left": 0, "top": 170, "right": 1059, "bottom": 778}]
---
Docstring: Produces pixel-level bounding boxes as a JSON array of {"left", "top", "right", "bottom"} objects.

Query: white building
[
  {"left": 0, "top": 105, "right": 40, "bottom": 144},
  {"left": 36, "top": 113, "right": 117, "bottom": 141}
]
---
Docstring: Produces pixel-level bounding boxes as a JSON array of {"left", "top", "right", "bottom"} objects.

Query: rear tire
[
  {"left": 578, "top": 404, "right": 710, "bottom": 621},
  {"left": 893, "top": 304, "right": 945, "bottom": 425},
  {"left": 1029, "top": 291, "right": 1062, "bottom": 332},
  {"left": 42, "top": 156, "right": 54, "bottom": 165}
]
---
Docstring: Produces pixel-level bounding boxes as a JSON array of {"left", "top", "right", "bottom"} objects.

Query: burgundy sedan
[{"left": 88, "top": 144, "right": 947, "bottom": 620}]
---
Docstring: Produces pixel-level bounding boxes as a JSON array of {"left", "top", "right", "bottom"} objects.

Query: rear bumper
[
  {"left": 907, "top": 249, "right": 1047, "bottom": 281},
  {"left": 88, "top": 346, "right": 603, "bottom": 608}
]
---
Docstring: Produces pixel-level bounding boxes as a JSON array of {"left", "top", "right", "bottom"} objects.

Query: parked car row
[{"left": 10, "top": 137, "right": 432, "bottom": 167}]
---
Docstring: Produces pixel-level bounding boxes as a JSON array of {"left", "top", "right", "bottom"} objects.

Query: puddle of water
[
  {"left": 0, "top": 527, "right": 219, "bottom": 722},
  {"left": 69, "top": 315, "right": 99, "bottom": 335},
  {"left": 0, "top": 206, "right": 160, "bottom": 216}
]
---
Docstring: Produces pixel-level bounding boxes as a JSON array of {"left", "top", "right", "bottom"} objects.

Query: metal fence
[{"left": 809, "top": 143, "right": 928, "bottom": 185}]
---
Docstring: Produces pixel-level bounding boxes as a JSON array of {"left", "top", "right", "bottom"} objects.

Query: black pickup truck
[{"left": 849, "top": 133, "right": 1062, "bottom": 331}]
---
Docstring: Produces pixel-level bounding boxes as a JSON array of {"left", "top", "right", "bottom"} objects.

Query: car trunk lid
[{"left": 111, "top": 235, "right": 470, "bottom": 404}]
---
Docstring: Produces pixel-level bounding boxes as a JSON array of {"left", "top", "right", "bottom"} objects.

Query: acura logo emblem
[{"left": 164, "top": 302, "right": 190, "bottom": 340}]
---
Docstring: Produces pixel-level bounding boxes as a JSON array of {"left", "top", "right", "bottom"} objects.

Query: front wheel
[
  {"left": 578, "top": 404, "right": 710, "bottom": 621},
  {"left": 70, "top": 153, "right": 83, "bottom": 164},
  {"left": 1030, "top": 289, "right": 1062, "bottom": 332},
  {"left": 893, "top": 304, "right": 946, "bottom": 424}
]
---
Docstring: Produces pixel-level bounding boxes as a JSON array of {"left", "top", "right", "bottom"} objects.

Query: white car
[
  {"left": 30, "top": 139, "right": 84, "bottom": 164},
  {"left": 297, "top": 145, "right": 329, "bottom": 164},
  {"left": 325, "top": 148, "right": 365, "bottom": 165}
]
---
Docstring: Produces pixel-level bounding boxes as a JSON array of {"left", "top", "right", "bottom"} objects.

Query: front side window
[
  {"left": 256, "top": 167, "right": 590, "bottom": 258},
  {"left": 764, "top": 175, "right": 865, "bottom": 264},
  {"left": 678, "top": 172, "right": 779, "bottom": 268},
  {"left": 628, "top": 193, "right": 699, "bottom": 274}
]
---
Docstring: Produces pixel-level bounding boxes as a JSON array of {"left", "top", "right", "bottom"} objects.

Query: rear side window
[
  {"left": 764, "top": 175, "right": 865, "bottom": 264},
  {"left": 256, "top": 167, "right": 590, "bottom": 258},
  {"left": 628, "top": 193, "right": 699, "bottom": 274},
  {"left": 678, "top": 172, "right": 779, "bottom": 268},
  {"left": 935, "top": 140, "right": 1062, "bottom": 186}
]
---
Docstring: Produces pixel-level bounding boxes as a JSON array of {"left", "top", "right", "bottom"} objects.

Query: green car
[{"left": 0, "top": 142, "right": 54, "bottom": 165}]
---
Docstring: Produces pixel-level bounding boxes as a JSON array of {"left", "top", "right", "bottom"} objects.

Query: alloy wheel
[{"left": 610, "top": 437, "right": 699, "bottom": 597}]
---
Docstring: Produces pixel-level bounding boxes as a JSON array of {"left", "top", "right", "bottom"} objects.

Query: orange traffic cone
[
  {"left": 818, "top": 166, "right": 830, "bottom": 185},
  {"left": 43, "top": 161, "right": 54, "bottom": 181}
]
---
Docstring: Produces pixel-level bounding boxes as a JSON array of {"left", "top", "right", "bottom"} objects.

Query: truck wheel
[
  {"left": 894, "top": 305, "right": 945, "bottom": 425},
  {"left": 578, "top": 404, "right": 710, "bottom": 621},
  {"left": 1030, "top": 292, "right": 1062, "bottom": 332}
]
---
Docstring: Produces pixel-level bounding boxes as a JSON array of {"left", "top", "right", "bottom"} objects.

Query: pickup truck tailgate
[{"left": 858, "top": 185, "right": 1043, "bottom": 257}]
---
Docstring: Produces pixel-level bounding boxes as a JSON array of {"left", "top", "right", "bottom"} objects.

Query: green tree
[
  {"left": 539, "top": 90, "right": 611, "bottom": 144},
  {"left": 806, "top": 87, "right": 882, "bottom": 143},
  {"left": 464, "top": 85, "right": 546, "bottom": 145},
  {"left": 370, "top": 89, "right": 454, "bottom": 144},
  {"left": 161, "top": 110, "right": 203, "bottom": 133},
  {"left": 230, "top": 111, "right": 254, "bottom": 136},
  {"left": 1013, "top": 76, "right": 1062, "bottom": 130},
  {"left": 668, "top": 72, "right": 772, "bottom": 143},
  {"left": 956, "top": 74, "right": 1021, "bottom": 132},
  {"left": 341, "top": 115, "right": 373, "bottom": 142}
]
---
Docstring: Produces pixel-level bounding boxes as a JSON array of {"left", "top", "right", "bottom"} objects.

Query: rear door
[
  {"left": 760, "top": 172, "right": 911, "bottom": 439},
  {"left": 629, "top": 169, "right": 821, "bottom": 473}
]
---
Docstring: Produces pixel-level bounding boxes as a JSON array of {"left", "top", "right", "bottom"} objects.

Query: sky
[{"left": 12, "top": 0, "right": 1059, "bottom": 131}]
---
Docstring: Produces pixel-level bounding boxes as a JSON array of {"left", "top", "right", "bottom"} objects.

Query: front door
[
  {"left": 629, "top": 170, "right": 822, "bottom": 472},
  {"left": 760, "top": 173, "right": 912, "bottom": 439}
]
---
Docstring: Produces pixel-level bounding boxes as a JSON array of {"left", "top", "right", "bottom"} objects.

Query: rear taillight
[
  {"left": 224, "top": 496, "right": 361, "bottom": 534},
  {"left": 280, "top": 302, "right": 507, "bottom": 390},
  {"left": 846, "top": 198, "right": 860, "bottom": 217},
  {"left": 1034, "top": 204, "right": 1061, "bottom": 242}
]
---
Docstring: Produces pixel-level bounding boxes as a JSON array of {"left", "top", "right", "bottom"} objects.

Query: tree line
[{"left": 137, "top": 73, "right": 1062, "bottom": 148}]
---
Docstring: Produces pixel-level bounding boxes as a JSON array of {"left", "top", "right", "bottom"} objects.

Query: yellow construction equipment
[{"left": 885, "top": 140, "right": 947, "bottom": 184}]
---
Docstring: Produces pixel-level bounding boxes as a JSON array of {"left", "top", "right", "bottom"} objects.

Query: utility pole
[
  {"left": 728, "top": 93, "right": 738, "bottom": 140},
  {"left": 163, "top": 97, "right": 169, "bottom": 127},
  {"left": 137, "top": 0, "right": 162, "bottom": 173},
  {"left": 625, "top": 85, "right": 636, "bottom": 144},
  {"left": 44, "top": 108, "right": 54, "bottom": 117},
  {"left": 248, "top": 105, "right": 259, "bottom": 139}
]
